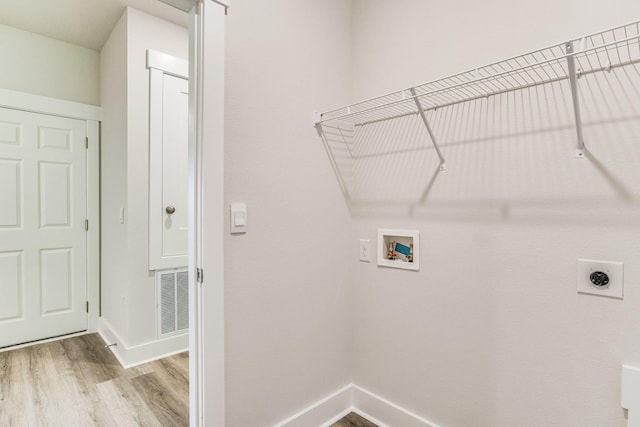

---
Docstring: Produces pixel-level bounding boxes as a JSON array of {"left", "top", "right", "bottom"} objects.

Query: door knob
[{"left": 165, "top": 205, "right": 176, "bottom": 214}]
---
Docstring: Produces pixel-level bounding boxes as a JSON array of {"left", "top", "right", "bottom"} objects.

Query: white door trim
[
  {"left": 147, "top": 49, "right": 189, "bottom": 78},
  {"left": 0, "top": 89, "right": 101, "bottom": 336},
  {"left": 160, "top": 0, "right": 230, "bottom": 12},
  {"left": 0, "top": 88, "right": 101, "bottom": 121},
  {"left": 188, "top": 1, "right": 227, "bottom": 426},
  {"left": 159, "top": 0, "right": 227, "bottom": 425}
]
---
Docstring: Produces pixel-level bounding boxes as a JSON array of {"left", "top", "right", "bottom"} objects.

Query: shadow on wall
[{"left": 317, "top": 62, "right": 640, "bottom": 225}]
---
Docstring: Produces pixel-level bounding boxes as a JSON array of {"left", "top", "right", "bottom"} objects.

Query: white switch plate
[
  {"left": 577, "top": 259, "right": 623, "bottom": 299},
  {"left": 359, "top": 239, "right": 371, "bottom": 262},
  {"left": 230, "top": 203, "right": 247, "bottom": 234}
]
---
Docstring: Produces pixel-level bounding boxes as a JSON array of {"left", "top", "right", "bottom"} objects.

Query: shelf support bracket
[
  {"left": 315, "top": 122, "right": 353, "bottom": 208},
  {"left": 410, "top": 88, "right": 446, "bottom": 171},
  {"left": 565, "top": 41, "right": 587, "bottom": 158}
]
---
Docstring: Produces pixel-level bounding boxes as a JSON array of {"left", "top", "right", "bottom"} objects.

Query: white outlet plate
[
  {"left": 577, "top": 259, "right": 623, "bottom": 299},
  {"left": 359, "top": 239, "right": 371, "bottom": 262}
]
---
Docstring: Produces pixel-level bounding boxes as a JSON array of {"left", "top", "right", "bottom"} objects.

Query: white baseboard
[
  {"left": 351, "top": 384, "right": 440, "bottom": 427},
  {"left": 274, "top": 383, "right": 439, "bottom": 427},
  {"left": 98, "top": 317, "right": 188, "bottom": 368},
  {"left": 274, "top": 384, "right": 352, "bottom": 427}
]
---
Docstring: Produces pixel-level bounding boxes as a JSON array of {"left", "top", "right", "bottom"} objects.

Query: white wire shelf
[
  {"left": 314, "top": 20, "right": 640, "bottom": 209},
  {"left": 317, "top": 21, "right": 640, "bottom": 128}
]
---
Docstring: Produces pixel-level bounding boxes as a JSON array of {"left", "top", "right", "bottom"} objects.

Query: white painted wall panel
[
  {"left": 99, "top": 9, "right": 130, "bottom": 344},
  {"left": 0, "top": 24, "right": 100, "bottom": 105},
  {"left": 100, "top": 7, "right": 188, "bottom": 349},
  {"left": 224, "top": 1, "right": 353, "bottom": 425},
  {"left": 124, "top": 7, "right": 188, "bottom": 346}
]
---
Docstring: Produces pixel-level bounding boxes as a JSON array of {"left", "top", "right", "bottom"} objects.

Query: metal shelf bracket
[
  {"left": 409, "top": 88, "right": 446, "bottom": 171},
  {"left": 565, "top": 40, "right": 587, "bottom": 158}
]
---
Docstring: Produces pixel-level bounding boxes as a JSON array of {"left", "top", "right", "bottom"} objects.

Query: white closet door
[
  {"left": 162, "top": 74, "right": 189, "bottom": 258},
  {"left": 0, "top": 107, "right": 87, "bottom": 348},
  {"left": 149, "top": 69, "right": 189, "bottom": 270}
]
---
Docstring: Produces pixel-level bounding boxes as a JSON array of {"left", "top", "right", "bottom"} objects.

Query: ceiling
[{"left": 0, "top": 0, "right": 188, "bottom": 51}]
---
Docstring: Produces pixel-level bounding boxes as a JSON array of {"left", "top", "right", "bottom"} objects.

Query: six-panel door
[{"left": 0, "top": 107, "right": 87, "bottom": 348}]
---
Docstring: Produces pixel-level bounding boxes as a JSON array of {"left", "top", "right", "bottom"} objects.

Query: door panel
[
  {"left": 0, "top": 121, "right": 21, "bottom": 146},
  {"left": 0, "top": 251, "right": 22, "bottom": 321},
  {"left": 38, "top": 127, "right": 71, "bottom": 151},
  {"left": 0, "top": 159, "right": 20, "bottom": 227},
  {"left": 0, "top": 107, "right": 87, "bottom": 348},
  {"left": 40, "top": 248, "right": 73, "bottom": 314},
  {"left": 39, "top": 161, "right": 71, "bottom": 227}
]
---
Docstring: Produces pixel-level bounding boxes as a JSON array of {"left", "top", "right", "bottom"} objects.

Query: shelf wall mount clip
[
  {"left": 409, "top": 88, "right": 446, "bottom": 171},
  {"left": 565, "top": 40, "right": 587, "bottom": 158}
]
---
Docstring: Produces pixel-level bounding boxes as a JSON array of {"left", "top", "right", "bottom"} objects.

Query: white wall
[
  {"left": 223, "top": 0, "right": 354, "bottom": 425},
  {"left": 100, "top": 7, "right": 188, "bottom": 351},
  {"left": 0, "top": 24, "right": 99, "bottom": 105},
  {"left": 350, "top": 1, "right": 640, "bottom": 426},
  {"left": 125, "top": 7, "right": 188, "bottom": 346},
  {"left": 100, "top": 10, "right": 130, "bottom": 343}
]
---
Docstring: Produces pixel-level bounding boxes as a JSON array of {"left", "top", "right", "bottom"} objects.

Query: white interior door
[
  {"left": 148, "top": 52, "right": 189, "bottom": 270},
  {"left": 161, "top": 75, "right": 189, "bottom": 258},
  {"left": 0, "top": 107, "right": 87, "bottom": 348}
]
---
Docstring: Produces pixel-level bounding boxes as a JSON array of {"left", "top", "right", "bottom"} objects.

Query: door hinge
[
  {"left": 86, "top": 137, "right": 89, "bottom": 149},
  {"left": 197, "top": 268, "right": 204, "bottom": 284},
  {"left": 86, "top": 301, "right": 89, "bottom": 313},
  {"left": 85, "top": 219, "right": 89, "bottom": 231}
]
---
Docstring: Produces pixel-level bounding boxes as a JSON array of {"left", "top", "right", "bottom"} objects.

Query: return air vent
[{"left": 157, "top": 268, "right": 189, "bottom": 338}]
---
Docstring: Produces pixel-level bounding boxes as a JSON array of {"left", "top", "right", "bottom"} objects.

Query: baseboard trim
[
  {"left": 274, "top": 384, "right": 352, "bottom": 427},
  {"left": 98, "top": 317, "right": 188, "bottom": 368},
  {"left": 352, "top": 384, "right": 440, "bottom": 427},
  {"left": 274, "top": 383, "right": 438, "bottom": 427}
]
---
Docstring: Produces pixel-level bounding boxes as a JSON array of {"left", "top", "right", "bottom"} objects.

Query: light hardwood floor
[
  {"left": 0, "top": 333, "right": 189, "bottom": 427},
  {"left": 0, "top": 334, "right": 374, "bottom": 427},
  {"left": 330, "top": 412, "right": 378, "bottom": 427}
]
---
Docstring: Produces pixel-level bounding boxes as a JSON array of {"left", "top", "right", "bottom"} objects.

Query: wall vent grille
[{"left": 157, "top": 268, "right": 189, "bottom": 338}]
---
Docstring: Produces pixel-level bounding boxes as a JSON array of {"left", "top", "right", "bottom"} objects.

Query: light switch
[
  {"left": 230, "top": 203, "right": 247, "bottom": 234},
  {"left": 234, "top": 212, "right": 245, "bottom": 226}
]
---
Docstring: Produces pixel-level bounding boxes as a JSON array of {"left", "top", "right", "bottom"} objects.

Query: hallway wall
[
  {"left": 0, "top": 24, "right": 99, "bottom": 105},
  {"left": 350, "top": 1, "right": 640, "bottom": 426},
  {"left": 100, "top": 7, "right": 188, "bottom": 354}
]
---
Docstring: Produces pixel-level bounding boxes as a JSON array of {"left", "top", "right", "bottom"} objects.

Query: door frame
[
  {"left": 159, "top": 0, "right": 228, "bottom": 426},
  {"left": 0, "top": 87, "right": 101, "bottom": 334}
]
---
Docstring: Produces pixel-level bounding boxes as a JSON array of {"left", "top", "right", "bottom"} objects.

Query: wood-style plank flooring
[
  {"left": 0, "top": 334, "right": 376, "bottom": 426},
  {"left": 330, "top": 412, "right": 378, "bottom": 427},
  {"left": 0, "top": 333, "right": 188, "bottom": 427}
]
